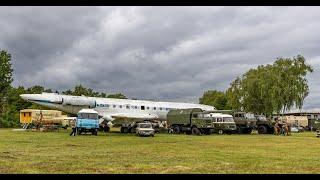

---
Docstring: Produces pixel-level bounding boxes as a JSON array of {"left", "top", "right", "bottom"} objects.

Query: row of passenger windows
[{"left": 96, "top": 104, "right": 173, "bottom": 111}]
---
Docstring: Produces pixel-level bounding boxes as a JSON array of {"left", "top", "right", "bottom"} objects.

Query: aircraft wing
[{"left": 98, "top": 112, "right": 159, "bottom": 124}]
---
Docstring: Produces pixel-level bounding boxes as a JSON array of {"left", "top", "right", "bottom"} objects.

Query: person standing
[{"left": 69, "top": 119, "right": 76, "bottom": 136}]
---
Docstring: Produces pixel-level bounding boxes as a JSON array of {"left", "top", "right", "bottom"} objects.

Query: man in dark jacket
[{"left": 69, "top": 119, "right": 76, "bottom": 136}]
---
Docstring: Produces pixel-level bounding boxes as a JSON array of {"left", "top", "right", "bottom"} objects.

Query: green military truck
[
  {"left": 233, "top": 112, "right": 257, "bottom": 134},
  {"left": 255, "top": 115, "right": 275, "bottom": 134},
  {"left": 167, "top": 108, "right": 237, "bottom": 135}
]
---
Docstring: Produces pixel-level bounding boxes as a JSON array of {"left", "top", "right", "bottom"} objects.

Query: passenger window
[
  {"left": 126, "top": 105, "right": 130, "bottom": 109},
  {"left": 147, "top": 107, "right": 150, "bottom": 110},
  {"left": 113, "top": 105, "right": 116, "bottom": 108},
  {"left": 217, "top": 118, "right": 222, "bottom": 122},
  {"left": 135, "top": 106, "right": 138, "bottom": 109},
  {"left": 153, "top": 107, "right": 156, "bottom": 110},
  {"left": 160, "top": 107, "right": 162, "bottom": 110},
  {"left": 119, "top": 105, "right": 123, "bottom": 108},
  {"left": 141, "top": 106, "right": 145, "bottom": 110}
]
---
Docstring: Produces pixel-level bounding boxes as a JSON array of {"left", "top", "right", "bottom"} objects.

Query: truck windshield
[
  {"left": 245, "top": 113, "right": 255, "bottom": 119},
  {"left": 223, "top": 117, "right": 234, "bottom": 122},
  {"left": 139, "top": 124, "right": 152, "bottom": 128},
  {"left": 78, "top": 113, "right": 98, "bottom": 119}
]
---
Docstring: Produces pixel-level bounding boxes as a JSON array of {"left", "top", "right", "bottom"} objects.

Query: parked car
[
  {"left": 290, "top": 125, "right": 304, "bottom": 133},
  {"left": 136, "top": 122, "right": 155, "bottom": 137}
]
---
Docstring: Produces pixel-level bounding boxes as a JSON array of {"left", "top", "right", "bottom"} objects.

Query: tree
[
  {"left": 226, "top": 55, "right": 313, "bottom": 117},
  {"left": 0, "top": 50, "right": 13, "bottom": 111},
  {"left": 0, "top": 50, "right": 14, "bottom": 127},
  {"left": 107, "top": 93, "right": 127, "bottom": 99},
  {"left": 199, "top": 90, "right": 229, "bottom": 110},
  {"left": 62, "top": 84, "right": 113, "bottom": 98}
]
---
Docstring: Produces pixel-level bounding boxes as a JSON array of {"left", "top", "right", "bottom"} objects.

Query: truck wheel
[
  {"left": 191, "top": 127, "right": 201, "bottom": 135},
  {"left": 245, "top": 128, "right": 253, "bottom": 134},
  {"left": 206, "top": 129, "right": 212, "bottom": 135},
  {"left": 258, "top": 125, "right": 267, "bottom": 134},
  {"left": 218, "top": 129, "right": 224, "bottom": 135},
  {"left": 173, "top": 126, "right": 180, "bottom": 134},
  {"left": 123, "top": 127, "right": 129, "bottom": 133},
  {"left": 236, "top": 126, "right": 241, "bottom": 134}
]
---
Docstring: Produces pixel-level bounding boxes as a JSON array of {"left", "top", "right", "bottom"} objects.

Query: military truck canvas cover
[{"left": 167, "top": 108, "right": 203, "bottom": 125}]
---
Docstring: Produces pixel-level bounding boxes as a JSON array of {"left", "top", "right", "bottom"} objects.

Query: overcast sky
[{"left": 1, "top": 6, "right": 319, "bottom": 111}]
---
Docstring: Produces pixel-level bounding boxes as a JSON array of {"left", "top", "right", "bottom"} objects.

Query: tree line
[
  {"left": 0, "top": 49, "right": 127, "bottom": 127},
  {"left": 0, "top": 49, "right": 314, "bottom": 127}
]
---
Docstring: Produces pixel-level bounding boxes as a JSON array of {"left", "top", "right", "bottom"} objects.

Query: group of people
[{"left": 274, "top": 119, "right": 291, "bottom": 136}]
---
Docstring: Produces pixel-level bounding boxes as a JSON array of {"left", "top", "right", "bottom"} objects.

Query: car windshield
[
  {"left": 77, "top": 113, "right": 98, "bottom": 119},
  {"left": 139, "top": 124, "right": 152, "bottom": 128},
  {"left": 223, "top": 117, "right": 234, "bottom": 122}
]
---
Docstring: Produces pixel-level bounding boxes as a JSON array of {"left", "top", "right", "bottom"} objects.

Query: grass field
[{"left": 0, "top": 128, "right": 319, "bottom": 174}]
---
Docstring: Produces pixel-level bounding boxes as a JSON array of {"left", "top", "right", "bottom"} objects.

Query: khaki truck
[
  {"left": 255, "top": 115, "right": 275, "bottom": 134},
  {"left": 233, "top": 112, "right": 257, "bottom": 134},
  {"left": 167, "top": 108, "right": 236, "bottom": 135}
]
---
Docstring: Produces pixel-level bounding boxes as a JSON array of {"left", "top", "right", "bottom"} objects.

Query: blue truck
[{"left": 76, "top": 109, "right": 99, "bottom": 135}]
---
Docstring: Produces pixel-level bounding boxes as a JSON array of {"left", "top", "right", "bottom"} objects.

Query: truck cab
[
  {"left": 255, "top": 115, "right": 275, "bottom": 134},
  {"left": 76, "top": 109, "right": 99, "bottom": 135},
  {"left": 233, "top": 112, "right": 257, "bottom": 134}
]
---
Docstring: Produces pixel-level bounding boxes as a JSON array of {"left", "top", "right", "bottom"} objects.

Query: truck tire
[
  {"left": 218, "top": 129, "right": 224, "bottom": 135},
  {"left": 173, "top": 126, "right": 180, "bottom": 134},
  {"left": 236, "top": 126, "right": 241, "bottom": 134},
  {"left": 123, "top": 127, "right": 129, "bottom": 133},
  {"left": 258, "top": 125, "right": 268, "bottom": 134},
  {"left": 244, "top": 128, "right": 252, "bottom": 134},
  {"left": 191, "top": 127, "right": 201, "bottom": 135}
]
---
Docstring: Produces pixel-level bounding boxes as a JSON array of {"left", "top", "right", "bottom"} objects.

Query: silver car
[{"left": 136, "top": 123, "right": 155, "bottom": 137}]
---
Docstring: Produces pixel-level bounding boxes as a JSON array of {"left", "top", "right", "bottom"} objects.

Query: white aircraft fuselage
[{"left": 20, "top": 92, "right": 216, "bottom": 122}]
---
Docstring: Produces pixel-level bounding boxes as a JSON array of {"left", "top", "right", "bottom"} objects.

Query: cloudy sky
[{"left": 1, "top": 6, "right": 319, "bottom": 111}]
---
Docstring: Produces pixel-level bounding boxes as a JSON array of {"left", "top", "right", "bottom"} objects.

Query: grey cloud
[{"left": 1, "top": 6, "right": 319, "bottom": 110}]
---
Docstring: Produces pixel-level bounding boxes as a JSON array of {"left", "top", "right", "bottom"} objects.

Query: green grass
[{"left": 0, "top": 128, "right": 319, "bottom": 174}]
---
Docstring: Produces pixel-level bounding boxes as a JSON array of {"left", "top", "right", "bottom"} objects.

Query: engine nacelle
[{"left": 62, "top": 96, "right": 96, "bottom": 108}]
